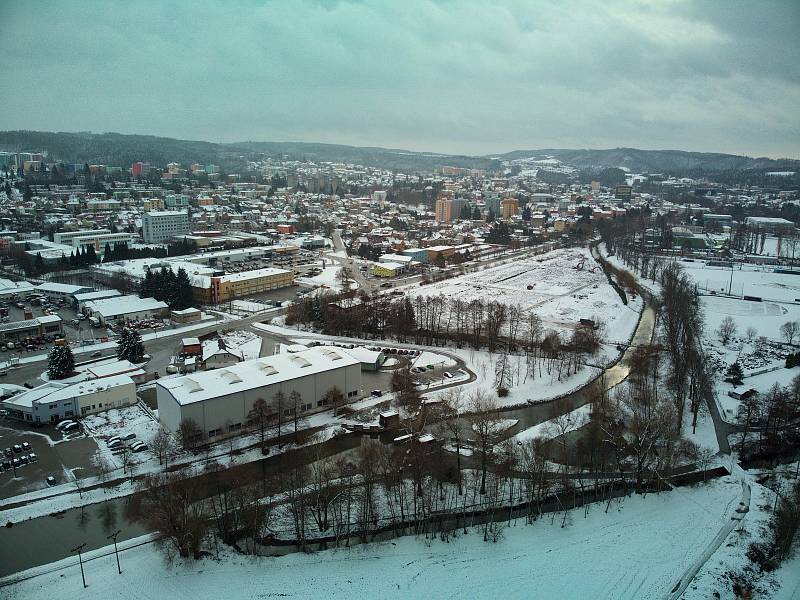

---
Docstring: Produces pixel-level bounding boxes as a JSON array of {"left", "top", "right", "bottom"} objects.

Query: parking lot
[
  {"left": 0, "top": 294, "right": 91, "bottom": 353},
  {"left": 0, "top": 421, "right": 101, "bottom": 500}
]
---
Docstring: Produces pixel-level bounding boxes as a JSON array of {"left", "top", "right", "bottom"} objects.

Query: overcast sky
[{"left": 1, "top": 0, "right": 798, "bottom": 158}]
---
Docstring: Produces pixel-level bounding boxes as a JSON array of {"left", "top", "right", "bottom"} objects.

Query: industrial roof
[
  {"left": 157, "top": 346, "right": 359, "bottom": 405},
  {"left": 85, "top": 295, "right": 167, "bottom": 318}
]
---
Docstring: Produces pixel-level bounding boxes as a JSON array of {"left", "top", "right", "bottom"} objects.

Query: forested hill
[
  {"left": 0, "top": 131, "right": 796, "bottom": 176},
  {"left": 498, "top": 147, "right": 799, "bottom": 173},
  {"left": 0, "top": 131, "right": 499, "bottom": 172}
]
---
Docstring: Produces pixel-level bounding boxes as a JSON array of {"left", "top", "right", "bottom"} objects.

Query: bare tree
[
  {"left": 178, "top": 418, "right": 202, "bottom": 452},
  {"left": 151, "top": 426, "right": 177, "bottom": 469},
  {"left": 324, "top": 386, "right": 345, "bottom": 416},
  {"left": 468, "top": 391, "right": 501, "bottom": 495},
  {"left": 128, "top": 469, "right": 209, "bottom": 560},
  {"left": 439, "top": 388, "right": 466, "bottom": 495},
  {"left": 780, "top": 321, "right": 800, "bottom": 345},
  {"left": 247, "top": 397, "right": 271, "bottom": 450},
  {"left": 717, "top": 316, "right": 737, "bottom": 345}
]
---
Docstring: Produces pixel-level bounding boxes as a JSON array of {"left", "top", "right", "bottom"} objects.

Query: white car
[{"left": 56, "top": 420, "right": 76, "bottom": 431}]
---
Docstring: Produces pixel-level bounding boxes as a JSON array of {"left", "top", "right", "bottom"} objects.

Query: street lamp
[
  {"left": 106, "top": 529, "right": 122, "bottom": 574},
  {"left": 70, "top": 543, "right": 88, "bottom": 588}
]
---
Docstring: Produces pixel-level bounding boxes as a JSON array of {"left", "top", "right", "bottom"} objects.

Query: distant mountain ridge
[
  {"left": 498, "top": 148, "right": 799, "bottom": 173},
  {"left": 0, "top": 130, "right": 796, "bottom": 174}
]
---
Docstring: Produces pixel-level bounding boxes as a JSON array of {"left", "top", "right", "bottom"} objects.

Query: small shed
[
  {"left": 379, "top": 410, "right": 400, "bottom": 429},
  {"left": 182, "top": 337, "right": 202, "bottom": 355}
]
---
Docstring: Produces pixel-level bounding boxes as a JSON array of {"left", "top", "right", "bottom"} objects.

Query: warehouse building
[
  {"left": 84, "top": 295, "right": 168, "bottom": 325},
  {"left": 2, "top": 375, "right": 136, "bottom": 423},
  {"left": 35, "top": 282, "right": 95, "bottom": 301},
  {"left": 73, "top": 289, "right": 123, "bottom": 311},
  {"left": 156, "top": 347, "right": 361, "bottom": 438},
  {"left": 0, "top": 315, "right": 63, "bottom": 342}
]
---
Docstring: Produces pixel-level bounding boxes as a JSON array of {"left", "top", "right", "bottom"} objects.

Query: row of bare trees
[
  {"left": 287, "top": 288, "right": 604, "bottom": 358},
  {"left": 738, "top": 375, "right": 800, "bottom": 465},
  {"left": 130, "top": 371, "right": 716, "bottom": 561}
]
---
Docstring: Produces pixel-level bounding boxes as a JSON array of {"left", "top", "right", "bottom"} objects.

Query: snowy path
[{"left": 666, "top": 475, "right": 751, "bottom": 600}]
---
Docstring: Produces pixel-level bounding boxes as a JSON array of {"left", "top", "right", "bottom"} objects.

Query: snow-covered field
[
  {"left": 407, "top": 246, "right": 642, "bottom": 349},
  {"left": 296, "top": 265, "right": 342, "bottom": 290},
  {"left": 3, "top": 476, "right": 746, "bottom": 600}
]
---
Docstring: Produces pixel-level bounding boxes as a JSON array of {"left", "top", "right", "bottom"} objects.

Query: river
[{"left": 0, "top": 303, "right": 656, "bottom": 579}]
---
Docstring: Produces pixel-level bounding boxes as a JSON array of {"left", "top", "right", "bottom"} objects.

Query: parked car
[
  {"left": 27, "top": 452, "right": 37, "bottom": 462},
  {"left": 371, "top": 389, "right": 382, "bottom": 397},
  {"left": 12, "top": 444, "right": 22, "bottom": 453},
  {"left": 443, "top": 371, "right": 453, "bottom": 379},
  {"left": 12, "top": 457, "right": 21, "bottom": 468},
  {"left": 46, "top": 476, "right": 56, "bottom": 486},
  {"left": 21, "top": 442, "right": 31, "bottom": 451},
  {"left": 61, "top": 422, "right": 80, "bottom": 432},
  {"left": 106, "top": 436, "right": 121, "bottom": 447},
  {"left": 1, "top": 460, "right": 11, "bottom": 470},
  {"left": 19, "top": 454, "right": 29, "bottom": 465},
  {"left": 91, "top": 351, "right": 102, "bottom": 358},
  {"left": 3, "top": 447, "right": 12, "bottom": 457},
  {"left": 121, "top": 432, "right": 136, "bottom": 441},
  {"left": 130, "top": 442, "right": 148, "bottom": 452},
  {"left": 56, "top": 420, "right": 75, "bottom": 431}
]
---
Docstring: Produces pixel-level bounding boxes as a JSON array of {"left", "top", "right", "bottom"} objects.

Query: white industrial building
[
  {"left": 83, "top": 295, "right": 168, "bottom": 324},
  {"left": 156, "top": 347, "right": 361, "bottom": 438},
  {"left": 142, "top": 210, "right": 190, "bottom": 243},
  {"left": 2, "top": 375, "right": 136, "bottom": 423}
]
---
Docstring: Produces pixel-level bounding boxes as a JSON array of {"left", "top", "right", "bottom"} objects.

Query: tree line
[{"left": 139, "top": 265, "right": 194, "bottom": 310}]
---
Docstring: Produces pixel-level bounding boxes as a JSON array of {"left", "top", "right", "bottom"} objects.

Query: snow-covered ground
[
  {"left": 506, "top": 404, "right": 591, "bottom": 445},
  {"left": 407, "top": 246, "right": 642, "bottom": 354},
  {"left": 296, "top": 265, "right": 342, "bottom": 290},
  {"left": 3, "top": 476, "right": 746, "bottom": 600}
]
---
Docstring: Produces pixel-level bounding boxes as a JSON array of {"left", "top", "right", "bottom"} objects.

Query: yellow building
[
  {"left": 501, "top": 198, "right": 519, "bottom": 218},
  {"left": 193, "top": 267, "right": 294, "bottom": 303},
  {"left": 143, "top": 198, "right": 166, "bottom": 211},
  {"left": 372, "top": 263, "right": 403, "bottom": 277}
]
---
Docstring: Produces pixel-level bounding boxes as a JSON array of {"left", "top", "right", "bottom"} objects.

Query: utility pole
[
  {"left": 728, "top": 265, "right": 734, "bottom": 296},
  {"left": 106, "top": 530, "right": 122, "bottom": 574},
  {"left": 70, "top": 543, "right": 88, "bottom": 588}
]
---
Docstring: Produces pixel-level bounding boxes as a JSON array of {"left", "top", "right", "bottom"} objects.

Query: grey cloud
[{"left": 0, "top": 0, "right": 797, "bottom": 158}]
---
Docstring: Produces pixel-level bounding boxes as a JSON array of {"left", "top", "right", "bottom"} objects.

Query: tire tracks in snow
[{"left": 665, "top": 474, "right": 751, "bottom": 600}]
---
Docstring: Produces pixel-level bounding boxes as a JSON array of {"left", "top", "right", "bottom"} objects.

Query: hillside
[
  {"left": 0, "top": 131, "right": 796, "bottom": 175},
  {"left": 0, "top": 131, "right": 498, "bottom": 173},
  {"left": 499, "top": 147, "right": 799, "bottom": 173}
]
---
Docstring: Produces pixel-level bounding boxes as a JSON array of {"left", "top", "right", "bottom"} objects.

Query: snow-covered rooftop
[
  {"left": 85, "top": 295, "right": 167, "bottom": 318},
  {"left": 157, "top": 346, "right": 359, "bottom": 405}
]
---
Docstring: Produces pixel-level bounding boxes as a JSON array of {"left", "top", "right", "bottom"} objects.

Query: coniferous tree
[
  {"left": 103, "top": 243, "right": 112, "bottom": 263},
  {"left": 172, "top": 267, "right": 194, "bottom": 310},
  {"left": 141, "top": 269, "right": 155, "bottom": 298},
  {"left": 48, "top": 345, "right": 75, "bottom": 380},
  {"left": 726, "top": 362, "right": 744, "bottom": 385},
  {"left": 117, "top": 328, "right": 145, "bottom": 363}
]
